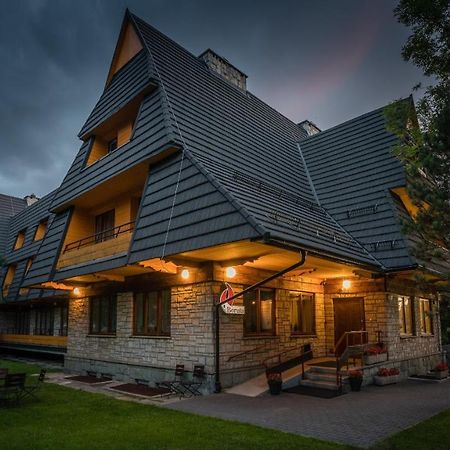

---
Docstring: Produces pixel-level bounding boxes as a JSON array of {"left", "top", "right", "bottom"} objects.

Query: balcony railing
[
  {"left": 64, "top": 221, "right": 135, "bottom": 253},
  {"left": 0, "top": 327, "right": 68, "bottom": 337}
]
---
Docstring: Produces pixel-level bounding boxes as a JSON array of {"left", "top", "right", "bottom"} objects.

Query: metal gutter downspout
[{"left": 214, "top": 249, "right": 307, "bottom": 393}]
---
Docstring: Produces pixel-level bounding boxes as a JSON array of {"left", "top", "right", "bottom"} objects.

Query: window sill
[
  {"left": 243, "top": 335, "right": 277, "bottom": 340},
  {"left": 86, "top": 334, "right": 116, "bottom": 338},
  {"left": 130, "top": 335, "right": 171, "bottom": 340},
  {"left": 400, "top": 334, "right": 416, "bottom": 339},
  {"left": 290, "top": 334, "right": 317, "bottom": 339},
  {"left": 420, "top": 333, "right": 434, "bottom": 338}
]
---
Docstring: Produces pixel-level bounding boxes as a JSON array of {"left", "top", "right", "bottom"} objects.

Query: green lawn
[
  {"left": 0, "top": 359, "right": 351, "bottom": 450},
  {"left": 1, "top": 358, "right": 450, "bottom": 450}
]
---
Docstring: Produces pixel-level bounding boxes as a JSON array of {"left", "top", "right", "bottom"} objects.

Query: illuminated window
[
  {"left": 134, "top": 290, "right": 171, "bottom": 336},
  {"left": 2, "top": 264, "right": 17, "bottom": 297},
  {"left": 289, "top": 292, "right": 315, "bottom": 335},
  {"left": 398, "top": 296, "right": 414, "bottom": 335},
  {"left": 244, "top": 288, "right": 275, "bottom": 335},
  {"left": 419, "top": 298, "right": 433, "bottom": 335},
  {"left": 13, "top": 229, "right": 26, "bottom": 250},
  {"left": 34, "top": 218, "right": 48, "bottom": 241}
]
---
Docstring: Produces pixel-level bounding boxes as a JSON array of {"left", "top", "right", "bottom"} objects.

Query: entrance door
[{"left": 333, "top": 297, "right": 365, "bottom": 355}]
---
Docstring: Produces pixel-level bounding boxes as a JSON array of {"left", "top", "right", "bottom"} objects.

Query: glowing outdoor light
[
  {"left": 342, "top": 279, "right": 351, "bottom": 290},
  {"left": 73, "top": 287, "right": 81, "bottom": 296},
  {"left": 225, "top": 267, "right": 236, "bottom": 278},
  {"left": 181, "top": 269, "right": 190, "bottom": 280}
]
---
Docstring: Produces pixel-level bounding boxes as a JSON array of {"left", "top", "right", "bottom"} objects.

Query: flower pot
[
  {"left": 364, "top": 353, "right": 387, "bottom": 365},
  {"left": 268, "top": 380, "right": 282, "bottom": 395},
  {"left": 374, "top": 375, "right": 400, "bottom": 386},
  {"left": 349, "top": 377, "right": 363, "bottom": 391},
  {"left": 433, "top": 369, "right": 448, "bottom": 379}
]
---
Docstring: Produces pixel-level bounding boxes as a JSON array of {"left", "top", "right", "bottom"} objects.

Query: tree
[{"left": 386, "top": 0, "right": 450, "bottom": 341}]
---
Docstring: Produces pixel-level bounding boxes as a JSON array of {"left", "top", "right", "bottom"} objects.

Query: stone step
[
  {"left": 306, "top": 365, "right": 337, "bottom": 375},
  {"left": 299, "top": 379, "right": 340, "bottom": 391},
  {"left": 305, "top": 371, "right": 348, "bottom": 383}
]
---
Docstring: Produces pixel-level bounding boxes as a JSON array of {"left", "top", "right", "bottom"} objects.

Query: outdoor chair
[
  {"left": 181, "top": 365, "right": 206, "bottom": 396},
  {"left": 22, "top": 369, "right": 46, "bottom": 400},
  {"left": 157, "top": 364, "right": 187, "bottom": 397},
  {"left": 0, "top": 373, "right": 26, "bottom": 405}
]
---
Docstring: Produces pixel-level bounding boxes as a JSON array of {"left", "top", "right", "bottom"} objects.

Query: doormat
[
  {"left": 110, "top": 383, "right": 171, "bottom": 397},
  {"left": 308, "top": 361, "right": 337, "bottom": 368},
  {"left": 66, "top": 375, "right": 112, "bottom": 384},
  {"left": 283, "top": 385, "right": 342, "bottom": 399}
]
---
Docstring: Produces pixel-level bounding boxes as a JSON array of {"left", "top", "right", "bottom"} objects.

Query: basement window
[
  {"left": 13, "top": 229, "right": 26, "bottom": 250},
  {"left": 34, "top": 218, "right": 48, "bottom": 241}
]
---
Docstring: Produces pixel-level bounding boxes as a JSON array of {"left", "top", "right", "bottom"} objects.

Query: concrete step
[
  {"left": 305, "top": 371, "right": 347, "bottom": 383},
  {"left": 306, "top": 365, "right": 337, "bottom": 375},
  {"left": 299, "top": 379, "right": 340, "bottom": 391}
]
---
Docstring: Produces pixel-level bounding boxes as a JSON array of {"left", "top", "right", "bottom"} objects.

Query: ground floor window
[
  {"left": 34, "top": 307, "right": 54, "bottom": 335},
  {"left": 89, "top": 295, "right": 116, "bottom": 335},
  {"left": 244, "top": 288, "right": 275, "bottom": 336},
  {"left": 419, "top": 298, "right": 433, "bottom": 335},
  {"left": 14, "top": 311, "right": 30, "bottom": 334},
  {"left": 289, "top": 292, "right": 315, "bottom": 335},
  {"left": 134, "top": 290, "right": 171, "bottom": 336},
  {"left": 398, "top": 296, "right": 414, "bottom": 335}
]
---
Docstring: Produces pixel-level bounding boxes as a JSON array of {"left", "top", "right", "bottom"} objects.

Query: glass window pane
[
  {"left": 110, "top": 296, "right": 116, "bottom": 333},
  {"left": 289, "top": 292, "right": 300, "bottom": 333},
  {"left": 404, "top": 297, "right": 412, "bottom": 334},
  {"left": 100, "top": 297, "right": 109, "bottom": 333},
  {"left": 301, "top": 294, "right": 314, "bottom": 334},
  {"left": 398, "top": 297, "right": 405, "bottom": 333},
  {"left": 161, "top": 290, "right": 171, "bottom": 335},
  {"left": 91, "top": 298, "right": 99, "bottom": 333},
  {"left": 244, "top": 290, "right": 258, "bottom": 333},
  {"left": 147, "top": 292, "right": 158, "bottom": 333},
  {"left": 135, "top": 294, "right": 145, "bottom": 334},
  {"left": 260, "top": 290, "right": 273, "bottom": 331}
]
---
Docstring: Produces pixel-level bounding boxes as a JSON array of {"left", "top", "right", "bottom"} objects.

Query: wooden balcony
[{"left": 57, "top": 221, "right": 134, "bottom": 269}]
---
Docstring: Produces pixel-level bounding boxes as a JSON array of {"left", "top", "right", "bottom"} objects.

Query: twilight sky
[{"left": 0, "top": 0, "right": 428, "bottom": 198}]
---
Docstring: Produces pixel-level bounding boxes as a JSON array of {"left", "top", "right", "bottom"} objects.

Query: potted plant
[
  {"left": 266, "top": 372, "right": 282, "bottom": 395},
  {"left": 348, "top": 370, "right": 363, "bottom": 391},
  {"left": 432, "top": 362, "right": 449, "bottom": 379},
  {"left": 364, "top": 346, "right": 388, "bottom": 365},
  {"left": 374, "top": 367, "right": 400, "bottom": 386}
]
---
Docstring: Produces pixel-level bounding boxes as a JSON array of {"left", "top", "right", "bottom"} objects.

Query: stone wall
[{"left": 65, "top": 283, "right": 217, "bottom": 391}]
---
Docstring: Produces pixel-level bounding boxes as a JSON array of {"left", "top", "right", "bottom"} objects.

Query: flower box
[
  {"left": 374, "top": 374, "right": 400, "bottom": 386},
  {"left": 266, "top": 372, "right": 282, "bottom": 395},
  {"left": 364, "top": 353, "right": 388, "bottom": 365},
  {"left": 432, "top": 369, "right": 448, "bottom": 379}
]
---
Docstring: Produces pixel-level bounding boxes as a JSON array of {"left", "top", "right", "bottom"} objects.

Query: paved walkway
[{"left": 166, "top": 379, "right": 450, "bottom": 448}]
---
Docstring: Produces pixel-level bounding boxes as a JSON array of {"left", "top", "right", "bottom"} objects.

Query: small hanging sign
[{"left": 220, "top": 283, "right": 245, "bottom": 315}]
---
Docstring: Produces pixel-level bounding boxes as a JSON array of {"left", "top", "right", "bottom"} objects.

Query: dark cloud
[{"left": 0, "top": 0, "right": 427, "bottom": 198}]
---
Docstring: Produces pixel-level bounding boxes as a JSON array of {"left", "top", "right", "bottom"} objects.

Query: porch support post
[{"left": 214, "top": 249, "right": 307, "bottom": 393}]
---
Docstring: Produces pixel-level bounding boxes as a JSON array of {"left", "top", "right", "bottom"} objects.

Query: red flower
[
  {"left": 377, "top": 367, "right": 400, "bottom": 377},
  {"left": 266, "top": 372, "right": 282, "bottom": 382},
  {"left": 348, "top": 370, "right": 363, "bottom": 379},
  {"left": 365, "top": 346, "right": 387, "bottom": 355},
  {"left": 435, "top": 363, "right": 449, "bottom": 372}
]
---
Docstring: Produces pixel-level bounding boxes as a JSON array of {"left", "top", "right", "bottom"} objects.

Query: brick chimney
[{"left": 199, "top": 49, "right": 247, "bottom": 91}]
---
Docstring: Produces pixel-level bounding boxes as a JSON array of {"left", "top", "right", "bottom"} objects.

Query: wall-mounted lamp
[
  {"left": 342, "top": 279, "right": 351, "bottom": 290},
  {"left": 181, "top": 269, "right": 190, "bottom": 280},
  {"left": 225, "top": 267, "right": 236, "bottom": 278},
  {"left": 73, "top": 287, "right": 81, "bottom": 296}
]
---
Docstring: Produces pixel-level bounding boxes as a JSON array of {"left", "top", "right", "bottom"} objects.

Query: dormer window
[
  {"left": 108, "top": 138, "right": 118, "bottom": 154},
  {"left": 2, "top": 264, "right": 17, "bottom": 297},
  {"left": 34, "top": 218, "right": 48, "bottom": 241},
  {"left": 14, "top": 229, "right": 26, "bottom": 250}
]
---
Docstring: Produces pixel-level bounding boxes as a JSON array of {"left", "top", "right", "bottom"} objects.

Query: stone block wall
[{"left": 65, "top": 283, "right": 217, "bottom": 391}]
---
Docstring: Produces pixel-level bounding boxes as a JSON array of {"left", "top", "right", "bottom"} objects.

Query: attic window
[
  {"left": 108, "top": 138, "right": 118, "bottom": 154},
  {"left": 34, "top": 218, "right": 48, "bottom": 241},
  {"left": 2, "top": 264, "right": 17, "bottom": 297},
  {"left": 13, "top": 229, "right": 26, "bottom": 250}
]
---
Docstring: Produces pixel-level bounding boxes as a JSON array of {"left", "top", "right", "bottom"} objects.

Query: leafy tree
[{"left": 386, "top": 0, "right": 450, "bottom": 342}]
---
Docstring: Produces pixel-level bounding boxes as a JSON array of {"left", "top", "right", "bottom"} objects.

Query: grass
[{"left": 0, "top": 359, "right": 351, "bottom": 450}]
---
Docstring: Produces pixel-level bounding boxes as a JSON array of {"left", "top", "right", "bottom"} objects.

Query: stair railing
[
  {"left": 227, "top": 344, "right": 267, "bottom": 362},
  {"left": 263, "top": 343, "right": 313, "bottom": 380}
]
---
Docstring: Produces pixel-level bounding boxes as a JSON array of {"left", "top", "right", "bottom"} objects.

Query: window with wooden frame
[
  {"left": 2, "top": 264, "right": 17, "bottom": 297},
  {"left": 95, "top": 209, "right": 115, "bottom": 243},
  {"left": 398, "top": 296, "right": 414, "bottom": 335},
  {"left": 13, "top": 229, "right": 26, "bottom": 250},
  {"left": 34, "top": 218, "right": 48, "bottom": 241},
  {"left": 133, "top": 290, "right": 171, "bottom": 336},
  {"left": 243, "top": 288, "right": 275, "bottom": 336},
  {"left": 34, "top": 307, "right": 55, "bottom": 336},
  {"left": 289, "top": 291, "right": 315, "bottom": 335},
  {"left": 89, "top": 295, "right": 117, "bottom": 335},
  {"left": 419, "top": 298, "right": 433, "bottom": 335},
  {"left": 15, "top": 310, "right": 30, "bottom": 335}
]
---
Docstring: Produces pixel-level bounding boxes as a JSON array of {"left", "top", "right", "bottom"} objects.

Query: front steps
[{"left": 299, "top": 365, "right": 347, "bottom": 392}]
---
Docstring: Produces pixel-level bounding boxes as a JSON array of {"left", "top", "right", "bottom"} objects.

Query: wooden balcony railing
[{"left": 64, "top": 221, "right": 135, "bottom": 253}]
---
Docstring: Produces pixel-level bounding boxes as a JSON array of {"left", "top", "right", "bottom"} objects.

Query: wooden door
[{"left": 333, "top": 297, "right": 365, "bottom": 355}]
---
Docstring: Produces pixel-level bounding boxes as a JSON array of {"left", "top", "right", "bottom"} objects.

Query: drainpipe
[{"left": 214, "top": 249, "right": 307, "bottom": 393}]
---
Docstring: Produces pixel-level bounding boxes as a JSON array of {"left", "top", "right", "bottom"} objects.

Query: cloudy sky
[{"left": 0, "top": 0, "right": 428, "bottom": 198}]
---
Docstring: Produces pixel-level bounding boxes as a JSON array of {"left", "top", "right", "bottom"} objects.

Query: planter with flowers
[
  {"left": 266, "top": 372, "right": 282, "bottom": 395},
  {"left": 374, "top": 367, "right": 400, "bottom": 386},
  {"left": 348, "top": 370, "right": 363, "bottom": 391},
  {"left": 432, "top": 363, "right": 449, "bottom": 379},
  {"left": 364, "top": 346, "right": 388, "bottom": 365}
]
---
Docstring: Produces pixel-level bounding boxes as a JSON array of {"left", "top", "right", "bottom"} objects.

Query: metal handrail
[
  {"left": 64, "top": 221, "right": 135, "bottom": 253},
  {"left": 227, "top": 344, "right": 266, "bottom": 362},
  {"left": 334, "top": 330, "right": 368, "bottom": 357},
  {"left": 262, "top": 344, "right": 311, "bottom": 369}
]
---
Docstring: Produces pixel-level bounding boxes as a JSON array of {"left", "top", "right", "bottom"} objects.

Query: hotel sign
[{"left": 220, "top": 283, "right": 245, "bottom": 315}]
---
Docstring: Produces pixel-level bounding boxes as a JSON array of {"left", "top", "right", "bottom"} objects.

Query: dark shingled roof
[{"left": 0, "top": 194, "right": 26, "bottom": 258}]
